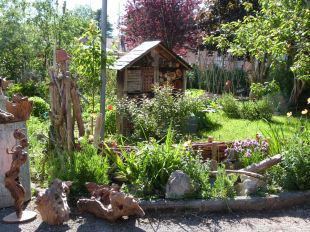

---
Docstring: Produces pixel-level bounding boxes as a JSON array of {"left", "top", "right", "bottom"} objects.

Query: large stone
[
  {"left": 165, "top": 170, "right": 194, "bottom": 199},
  {"left": 236, "top": 175, "right": 266, "bottom": 196}
]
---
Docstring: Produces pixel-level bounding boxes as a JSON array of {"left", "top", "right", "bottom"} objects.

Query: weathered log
[
  {"left": 77, "top": 190, "right": 145, "bottom": 222},
  {"left": 71, "top": 84, "right": 85, "bottom": 137},
  {"left": 4, "top": 129, "right": 28, "bottom": 218},
  {"left": 210, "top": 170, "right": 264, "bottom": 179},
  {"left": 241, "top": 154, "right": 282, "bottom": 173},
  {"left": 93, "top": 113, "right": 103, "bottom": 148},
  {"left": 35, "top": 179, "right": 72, "bottom": 225},
  {"left": 64, "top": 78, "right": 73, "bottom": 150}
]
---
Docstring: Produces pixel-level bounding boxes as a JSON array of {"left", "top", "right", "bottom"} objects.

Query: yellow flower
[
  {"left": 287, "top": 112, "right": 292, "bottom": 117},
  {"left": 301, "top": 109, "right": 308, "bottom": 115},
  {"left": 307, "top": 97, "right": 310, "bottom": 104}
]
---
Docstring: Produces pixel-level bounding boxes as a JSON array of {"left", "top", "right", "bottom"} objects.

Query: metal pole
[{"left": 100, "top": 0, "right": 107, "bottom": 140}]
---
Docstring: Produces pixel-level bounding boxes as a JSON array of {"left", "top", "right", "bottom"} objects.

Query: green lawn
[{"left": 200, "top": 112, "right": 301, "bottom": 142}]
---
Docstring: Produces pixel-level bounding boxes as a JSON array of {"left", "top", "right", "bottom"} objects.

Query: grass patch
[{"left": 200, "top": 112, "right": 300, "bottom": 141}]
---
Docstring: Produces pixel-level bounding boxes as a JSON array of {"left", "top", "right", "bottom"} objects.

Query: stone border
[{"left": 140, "top": 191, "right": 310, "bottom": 212}]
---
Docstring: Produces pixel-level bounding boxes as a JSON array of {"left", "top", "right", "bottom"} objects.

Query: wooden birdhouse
[{"left": 114, "top": 41, "right": 191, "bottom": 134}]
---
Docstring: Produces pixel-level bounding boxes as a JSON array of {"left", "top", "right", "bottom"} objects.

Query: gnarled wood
[
  {"left": 6, "top": 93, "right": 32, "bottom": 121},
  {"left": 210, "top": 170, "right": 264, "bottom": 179},
  {"left": 0, "top": 109, "right": 15, "bottom": 123},
  {"left": 4, "top": 129, "right": 28, "bottom": 218},
  {"left": 241, "top": 154, "right": 282, "bottom": 173},
  {"left": 77, "top": 190, "right": 145, "bottom": 222},
  {"left": 35, "top": 179, "right": 72, "bottom": 225}
]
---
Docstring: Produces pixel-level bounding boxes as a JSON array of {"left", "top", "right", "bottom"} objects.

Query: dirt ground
[{"left": 0, "top": 201, "right": 309, "bottom": 232}]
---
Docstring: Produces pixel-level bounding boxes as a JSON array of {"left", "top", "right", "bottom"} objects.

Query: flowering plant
[{"left": 226, "top": 138, "right": 269, "bottom": 167}]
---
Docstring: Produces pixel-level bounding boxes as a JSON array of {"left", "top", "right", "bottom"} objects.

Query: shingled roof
[{"left": 114, "top": 41, "right": 191, "bottom": 71}]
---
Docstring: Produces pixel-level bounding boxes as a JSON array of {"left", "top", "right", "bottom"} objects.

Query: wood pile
[
  {"left": 190, "top": 141, "right": 232, "bottom": 161},
  {"left": 49, "top": 49, "right": 85, "bottom": 150}
]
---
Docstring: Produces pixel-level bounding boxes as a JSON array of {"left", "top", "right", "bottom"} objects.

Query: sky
[{"left": 60, "top": 0, "right": 127, "bottom": 35}]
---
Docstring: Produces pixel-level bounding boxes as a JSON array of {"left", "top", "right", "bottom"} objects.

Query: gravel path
[{"left": 0, "top": 201, "right": 310, "bottom": 232}]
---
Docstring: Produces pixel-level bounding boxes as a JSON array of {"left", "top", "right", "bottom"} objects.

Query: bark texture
[
  {"left": 35, "top": 179, "right": 72, "bottom": 225},
  {"left": 4, "top": 129, "right": 28, "bottom": 218}
]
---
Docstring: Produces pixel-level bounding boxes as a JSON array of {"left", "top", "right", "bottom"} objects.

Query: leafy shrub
[
  {"left": 107, "top": 129, "right": 211, "bottom": 199},
  {"left": 27, "top": 116, "right": 50, "bottom": 183},
  {"left": 7, "top": 80, "right": 48, "bottom": 99},
  {"left": 47, "top": 140, "right": 110, "bottom": 196},
  {"left": 117, "top": 84, "right": 206, "bottom": 140},
  {"left": 29, "top": 96, "right": 49, "bottom": 119},
  {"left": 220, "top": 94, "right": 273, "bottom": 121},
  {"left": 211, "top": 165, "right": 237, "bottom": 199},
  {"left": 250, "top": 80, "right": 280, "bottom": 99},
  {"left": 105, "top": 105, "right": 116, "bottom": 134},
  {"left": 220, "top": 94, "right": 240, "bottom": 118},
  {"left": 280, "top": 136, "right": 310, "bottom": 190}
]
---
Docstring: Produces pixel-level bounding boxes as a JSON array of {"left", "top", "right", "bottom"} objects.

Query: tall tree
[
  {"left": 121, "top": 0, "right": 202, "bottom": 53},
  {"left": 205, "top": 0, "right": 310, "bottom": 103}
]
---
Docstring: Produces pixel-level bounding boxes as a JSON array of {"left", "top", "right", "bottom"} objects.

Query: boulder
[{"left": 165, "top": 170, "right": 194, "bottom": 199}]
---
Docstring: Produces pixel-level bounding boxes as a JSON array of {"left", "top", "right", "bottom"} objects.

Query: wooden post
[
  {"left": 71, "top": 84, "right": 85, "bottom": 137},
  {"left": 64, "top": 78, "right": 73, "bottom": 151}
]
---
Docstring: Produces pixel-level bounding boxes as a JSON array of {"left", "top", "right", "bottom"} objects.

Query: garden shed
[{"left": 114, "top": 41, "right": 191, "bottom": 99}]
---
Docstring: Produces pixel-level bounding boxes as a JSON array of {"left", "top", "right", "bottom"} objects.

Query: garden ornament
[
  {"left": 77, "top": 183, "right": 145, "bottom": 222},
  {"left": 35, "top": 179, "right": 72, "bottom": 225},
  {"left": 2, "top": 129, "right": 37, "bottom": 223}
]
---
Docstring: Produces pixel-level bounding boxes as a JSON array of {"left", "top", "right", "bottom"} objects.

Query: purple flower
[{"left": 245, "top": 149, "right": 251, "bottom": 157}]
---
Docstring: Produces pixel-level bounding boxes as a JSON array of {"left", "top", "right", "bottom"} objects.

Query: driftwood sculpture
[
  {"left": 49, "top": 49, "right": 85, "bottom": 150},
  {"left": 77, "top": 183, "right": 145, "bottom": 222},
  {"left": 0, "top": 109, "right": 15, "bottom": 123},
  {"left": 6, "top": 93, "right": 32, "bottom": 121},
  {"left": 3, "top": 129, "right": 37, "bottom": 223},
  {"left": 4, "top": 129, "right": 28, "bottom": 218},
  {"left": 35, "top": 179, "right": 72, "bottom": 225}
]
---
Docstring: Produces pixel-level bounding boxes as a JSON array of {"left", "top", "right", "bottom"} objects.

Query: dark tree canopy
[
  {"left": 121, "top": 0, "right": 202, "bottom": 54},
  {"left": 197, "top": 0, "right": 260, "bottom": 50}
]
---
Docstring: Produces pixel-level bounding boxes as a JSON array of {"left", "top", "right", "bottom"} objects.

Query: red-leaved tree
[{"left": 121, "top": 0, "right": 202, "bottom": 54}]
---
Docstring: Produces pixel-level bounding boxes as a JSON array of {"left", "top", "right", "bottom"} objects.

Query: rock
[
  {"left": 165, "top": 170, "right": 194, "bottom": 199},
  {"left": 236, "top": 175, "right": 266, "bottom": 196}
]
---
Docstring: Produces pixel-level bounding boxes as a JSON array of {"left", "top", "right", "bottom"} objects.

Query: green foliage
[
  {"left": 220, "top": 94, "right": 241, "bottom": 118},
  {"left": 27, "top": 116, "right": 50, "bottom": 183},
  {"left": 107, "top": 129, "right": 211, "bottom": 199},
  {"left": 187, "top": 65, "right": 249, "bottom": 95},
  {"left": 29, "top": 96, "right": 49, "bottom": 119},
  {"left": 47, "top": 140, "right": 110, "bottom": 195},
  {"left": 281, "top": 134, "right": 310, "bottom": 190},
  {"left": 211, "top": 165, "right": 237, "bottom": 199},
  {"left": 262, "top": 101, "right": 310, "bottom": 191},
  {"left": 7, "top": 80, "right": 48, "bottom": 99},
  {"left": 220, "top": 94, "right": 273, "bottom": 121},
  {"left": 105, "top": 107, "right": 116, "bottom": 135},
  {"left": 205, "top": 0, "right": 310, "bottom": 81},
  {"left": 117, "top": 85, "right": 207, "bottom": 140},
  {"left": 250, "top": 80, "right": 280, "bottom": 99}
]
